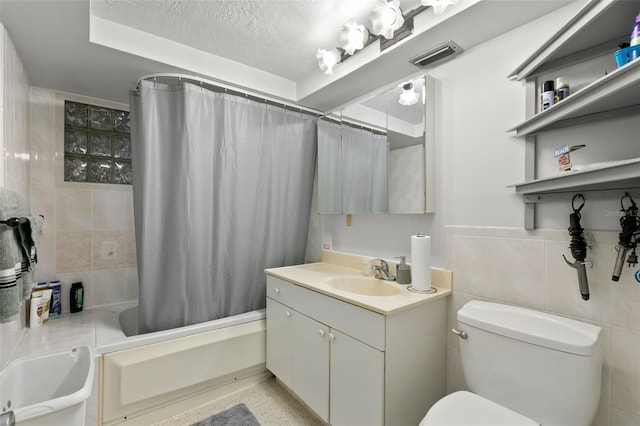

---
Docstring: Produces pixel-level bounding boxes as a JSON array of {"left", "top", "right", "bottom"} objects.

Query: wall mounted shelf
[
  {"left": 510, "top": 157, "right": 640, "bottom": 197},
  {"left": 508, "top": 0, "right": 635, "bottom": 81},
  {"left": 508, "top": 58, "right": 640, "bottom": 137},
  {"left": 506, "top": 0, "right": 640, "bottom": 229}
]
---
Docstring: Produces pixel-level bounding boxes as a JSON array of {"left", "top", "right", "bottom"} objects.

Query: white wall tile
[
  {"left": 612, "top": 264, "right": 640, "bottom": 331},
  {"left": 492, "top": 238, "right": 545, "bottom": 309},
  {"left": 611, "top": 326, "right": 640, "bottom": 416},
  {"left": 56, "top": 231, "right": 92, "bottom": 273},
  {"left": 545, "top": 239, "right": 613, "bottom": 324},
  {"left": 599, "top": 324, "right": 613, "bottom": 406},
  {"left": 56, "top": 188, "right": 92, "bottom": 231},
  {"left": 3, "top": 30, "right": 15, "bottom": 120},
  {"left": 92, "top": 189, "right": 125, "bottom": 230},
  {"left": 452, "top": 235, "right": 494, "bottom": 298},
  {"left": 90, "top": 269, "right": 130, "bottom": 307}
]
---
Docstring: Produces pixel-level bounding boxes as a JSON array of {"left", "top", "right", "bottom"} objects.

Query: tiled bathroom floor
[{"left": 153, "top": 377, "right": 325, "bottom": 426}]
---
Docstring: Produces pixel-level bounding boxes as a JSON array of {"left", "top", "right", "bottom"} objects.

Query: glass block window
[{"left": 64, "top": 100, "right": 132, "bottom": 184}]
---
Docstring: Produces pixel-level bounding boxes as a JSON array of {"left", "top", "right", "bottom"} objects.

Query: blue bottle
[{"left": 48, "top": 280, "right": 62, "bottom": 317}]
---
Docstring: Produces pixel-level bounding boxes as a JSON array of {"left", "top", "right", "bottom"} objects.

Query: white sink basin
[{"left": 324, "top": 276, "right": 401, "bottom": 296}]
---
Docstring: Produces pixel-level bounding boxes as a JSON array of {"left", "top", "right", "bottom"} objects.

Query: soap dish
[{"left": 407, "top": 286, "right": 437, "bottom": 294}]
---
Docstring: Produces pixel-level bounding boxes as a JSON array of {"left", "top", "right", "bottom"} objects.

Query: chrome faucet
[{"left": 371, "top": 259, "right": 395, "bottom": 281}]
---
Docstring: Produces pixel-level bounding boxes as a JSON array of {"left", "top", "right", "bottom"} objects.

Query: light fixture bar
[{"left": 380, "top": 16, "right": 414, "bottom": 51}]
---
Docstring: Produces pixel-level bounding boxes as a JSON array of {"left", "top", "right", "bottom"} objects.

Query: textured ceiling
[
  {"left": 91, "top": 0, "right": 422, "bottom": 82},
  {"left": 1, "top": 0, "right": 574, "bottom": 107}
]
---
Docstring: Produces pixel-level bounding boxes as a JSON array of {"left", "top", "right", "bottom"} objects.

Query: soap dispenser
[{"left": 395, "top": 256, "right": 412, "bottom": 285}]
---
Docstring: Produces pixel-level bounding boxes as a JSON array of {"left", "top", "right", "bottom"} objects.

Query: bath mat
[{"left": 191, "top": 403, "right": 260, "bottom": 426}]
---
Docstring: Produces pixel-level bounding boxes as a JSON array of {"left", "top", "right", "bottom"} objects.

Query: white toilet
[{"left": 421, "top": 300, "right": 602, "bottom": 426}]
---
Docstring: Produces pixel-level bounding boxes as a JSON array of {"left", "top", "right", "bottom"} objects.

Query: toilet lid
[{"left": 420, "top": 391, "right": 539, "bottom": 426}]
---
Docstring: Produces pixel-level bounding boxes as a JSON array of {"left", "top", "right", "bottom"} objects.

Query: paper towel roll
[{"left": 411, "top": 234, "right": 431, "bottom": 291}]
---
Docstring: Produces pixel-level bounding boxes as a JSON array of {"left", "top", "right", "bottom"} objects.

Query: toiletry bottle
[
  {"left": 631, "top": 12, "right": 640, "bottom": 46},
  {"left": 70, "top": 282, "right": 84, "bottom": 313},
  {"left": 48, "top": 280, "right": 62, "bottom": 317},
  {"left": 540, "top": 80, "right": 555, "bottom": 111},
  {"left": 555, "top": 77, "right": 570, "bottom": 102},
  {"left": 395, "top": 256, "right": 412, "bottom": 285},
  {"left": 29, "top": 295, "right": 44, "bottom": 328}
]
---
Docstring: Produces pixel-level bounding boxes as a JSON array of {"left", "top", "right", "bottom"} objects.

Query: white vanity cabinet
[
  {"left": 265, "top": 298, "right": 294, "bottom": 388},
  {"left": 265, "top": 274, "right": 447, "bottom": 426}
]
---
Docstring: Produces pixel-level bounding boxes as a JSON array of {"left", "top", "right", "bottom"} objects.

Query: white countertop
[{"left": 265, "top": 260, "right": 451, "bottom": 315}]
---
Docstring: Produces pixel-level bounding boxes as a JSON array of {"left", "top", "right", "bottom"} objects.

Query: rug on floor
[{"left": 191, "top": 403, "right": 260, "bottom": 426}]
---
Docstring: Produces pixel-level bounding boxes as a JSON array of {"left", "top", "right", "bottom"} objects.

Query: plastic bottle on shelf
[
  {"left": 555, "top": 77, "right": 570, "bottom": 102},
  {"left": 631, "top": 12, "right": 640, "bottom": 46},
  {"left": 539, "top": 80, "right": 555, "bottom": 112}
]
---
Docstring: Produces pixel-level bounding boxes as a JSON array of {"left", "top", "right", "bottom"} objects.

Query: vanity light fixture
[
  {"left": 316, "top": 48, "right": 342, "bottom": 75},
  {"left": 398, "top": 82, "right": 419, "bottom": 106},
  {"left": 340, "top": 20, "right": 370, "bottom": 55},
  {"left": 370, "top": 0, "right": 404, "bottom": 40},
  {"left": 421, "top": 0, "right": 459, "bottom": 15},
  {"left": 316, "top": 0, "right": 460, "bottom": 74}
]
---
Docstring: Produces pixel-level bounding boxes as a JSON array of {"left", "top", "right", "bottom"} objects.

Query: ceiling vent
[{"left": 409, "top": 41, "right": 463, "bottom": 69}]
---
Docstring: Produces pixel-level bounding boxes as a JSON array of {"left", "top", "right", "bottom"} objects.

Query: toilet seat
[{"left": 420, "top": 391, "right": 538, "bottom": 426}]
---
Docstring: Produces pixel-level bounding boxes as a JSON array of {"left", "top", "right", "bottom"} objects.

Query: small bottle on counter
[{"left": 70, "top": 282, "right": 84, "bottom": 313}]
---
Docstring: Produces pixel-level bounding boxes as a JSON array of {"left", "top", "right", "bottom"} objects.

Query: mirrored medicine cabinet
[{"left": 317, "top": 75, "right": 435, "bottom": 215}]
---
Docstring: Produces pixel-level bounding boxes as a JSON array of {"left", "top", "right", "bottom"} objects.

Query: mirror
[{"left": 317, "top": 75, "right": 435, "bottom": 214}]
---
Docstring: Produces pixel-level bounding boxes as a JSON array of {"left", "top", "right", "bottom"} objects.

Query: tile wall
[
  {"left": 0, "top": 24, "right": 31, "bottom": 368},
  {"left": 30, "top": 87, "right": 138, "bottom": 312},
  {"left": 0, "top": 22, "right": 137, "bottom": 366},
  {"left": 445, "top": 226, "right": 640, "bottom": 425}
]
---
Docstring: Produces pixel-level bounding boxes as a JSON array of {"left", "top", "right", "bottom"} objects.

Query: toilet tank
[{"left": 457, "top": 301, "right": 602, "bottom": 426}]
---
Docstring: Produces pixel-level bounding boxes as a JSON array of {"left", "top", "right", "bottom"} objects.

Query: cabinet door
[
  {"left": 330, "top": 329, "right": 384, "bottom": 426},
  {"left": 266, "top": 298, "right": 294, "bottom": 389},
  {"left": 293, "top": 312, "right": 330, "bottom": 422}
]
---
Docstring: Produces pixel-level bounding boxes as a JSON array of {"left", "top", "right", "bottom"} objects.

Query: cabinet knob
[
  {"left": 328, "top": 332, "right": 335, "bottom": 341},
  {"left": 274, "top": 287, "right": 280, "bottom": 294},
  {"left": 285, "top": 310, "right": 291, "bottom": 317},
  {"left": 318, "top": 329, "right": 326, "bottom": 337}
]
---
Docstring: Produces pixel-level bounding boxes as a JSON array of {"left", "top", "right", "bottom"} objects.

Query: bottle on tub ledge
[
  {"left": 48, "top": 280, "right": 62, "bottom": 318},
  {"left": 70, "top": 281, "right": 84, "bottom": 313},
  {"left": 29, "top": 282, "right": 50, "bottom": 328}
]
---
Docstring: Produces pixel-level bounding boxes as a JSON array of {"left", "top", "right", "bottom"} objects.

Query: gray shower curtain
[{"left": 130, "top": 80, "right": 317, "bottom": 334}]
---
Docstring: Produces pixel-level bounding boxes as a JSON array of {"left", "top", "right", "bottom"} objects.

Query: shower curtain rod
[{"left": 136, "top": 73, "right": 323, "bottom": 117}]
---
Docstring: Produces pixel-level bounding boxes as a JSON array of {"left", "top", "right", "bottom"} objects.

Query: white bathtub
[{"left": 95, "top": 303, "right": 267, "bottom": 425}]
